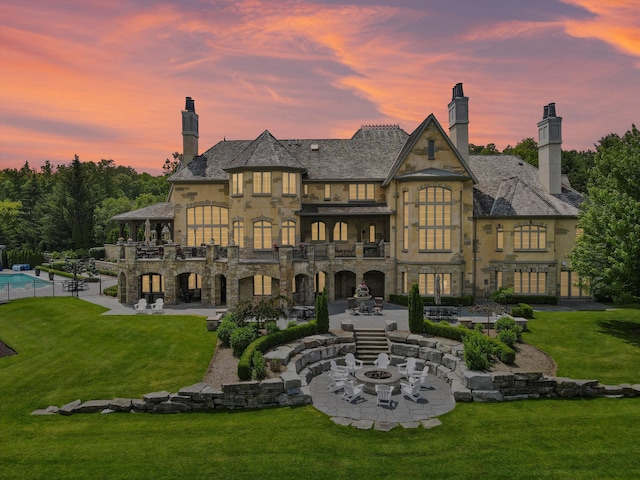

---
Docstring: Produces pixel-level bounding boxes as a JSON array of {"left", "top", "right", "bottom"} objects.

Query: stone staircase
[{"left": 354, "top": 327, "right": 388, "bottom": 364}]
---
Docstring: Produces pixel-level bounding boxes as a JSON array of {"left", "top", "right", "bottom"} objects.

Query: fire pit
[{"left": 354, "top": 366, "right": 403, "bottom": 395}]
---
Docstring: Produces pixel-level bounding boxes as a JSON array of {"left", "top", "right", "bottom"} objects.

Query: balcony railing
[{"left": 335, "top": 244, "right": 356, "bottom": 257}]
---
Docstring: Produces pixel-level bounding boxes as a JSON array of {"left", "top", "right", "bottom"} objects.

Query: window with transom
[
  {"left": 282, "top": 220, "right": 295, "bottom": 245},
  {"left": 253, "top": 220, "right": 272, "bottom": 249},
  {"left": 186, "top": 206, "right": 229, "bottom": 246},
  {"left": 418, "top": 187, "right": 452, "bottom": 251},
  {"left": 282, "top": 172, "right": 297, "bottom": 195},
  {"left": 514, "top": 225, "right": 546, "bottom": 250}
]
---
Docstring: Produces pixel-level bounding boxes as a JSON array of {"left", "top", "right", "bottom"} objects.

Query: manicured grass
[
  {"left": 524, "top": 307, "right": 640, "bottom": 384},
  {"left": 1, "top": 298, "right": 639, "bottom": 479}
]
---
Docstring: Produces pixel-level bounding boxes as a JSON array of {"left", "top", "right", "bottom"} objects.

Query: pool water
[{"left": 0, "top": 273, "right": 51, "bottom": 288}]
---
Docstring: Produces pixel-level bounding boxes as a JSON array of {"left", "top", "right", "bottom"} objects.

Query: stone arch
[
  {"left": 334, "top": 270, "right": 357, "bottom": 299},
  {"left": 362, "top": 270, "right": 385, "bottom": 298}
]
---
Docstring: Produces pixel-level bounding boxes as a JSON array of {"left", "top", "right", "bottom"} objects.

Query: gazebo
[{"left": 110, "top": 202, "right": 175, "bottom": 244}]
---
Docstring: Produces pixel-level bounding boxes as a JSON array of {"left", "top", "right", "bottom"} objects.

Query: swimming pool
[{"left": 0, "top": 273, "right": 51, "bottom": 288}]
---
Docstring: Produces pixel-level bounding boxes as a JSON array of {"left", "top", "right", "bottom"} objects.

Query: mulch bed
[{"left": 0, "top": 340, "right": 17, "bottom": 358}]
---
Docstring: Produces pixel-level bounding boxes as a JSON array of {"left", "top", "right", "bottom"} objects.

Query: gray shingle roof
[
  {"left": 111, "top": 202, "right": 175, "bottom": 221},
  {"left": 298, "top": 204, "right": 394, "bottom": 216},
  {"left": 224, "top": 130, "right": 306, "bottom": 171},
  {"left": 469, "top": 155, "right": 583, "bottom": 217}
]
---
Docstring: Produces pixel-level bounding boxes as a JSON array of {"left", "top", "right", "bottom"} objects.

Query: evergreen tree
[
  {"left": 408, "top": 283, "right": 424, "bottom": 333},
  {"left": 571, "top": 125, "right": 640, "bottom": 302}
]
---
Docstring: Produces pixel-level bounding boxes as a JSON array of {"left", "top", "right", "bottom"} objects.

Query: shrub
[
  {"left": 103, "top": 285, "right": 118, "bottom": 297},
  {"left": 423, "top": 319, "right": 469, "bottom": 341},
  {"left": 251, "top": 351, "right": 266, "bottom": 380},
  {"left": 490, "top": 337, "right": 517, "bottom": 364},
  {"left": 88, "top": 247, "right": 105, "bottom": 260},
  {"left": 265, "top": 321, "right": 280, "bottom": 336},
  {"left": 230, "top": 326, "right": 258, "bottom": 357},
  {"left": 497, "top": 328, "right": 518, "bottom": 348},
  {"left": 492, "top": 287, "right": 514, "bottom": 305},
  {"left": 287, "top": 321, "right": 298, "bottom": 329},
  {"left": 270, "top": 358, "right": 282, "bottom": 373},
  {"left": 511, "top": 303, "right": 534, "bottom": 319},
  {"left": 463, "top": 331, "right": 495, "bottom": 371},
  {"left": 408, "top": 283, "right": 424, "bottom": 333},
  {"left": 217, "top": 319, "right": 238, "bottom": 347},
  {"left": 495, "top": 315, "right": 516, "bottom": 332}
]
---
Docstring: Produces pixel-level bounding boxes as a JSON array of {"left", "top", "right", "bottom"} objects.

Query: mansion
[{"left": 109, "top": 83, "right": 586, "bottom": 308}]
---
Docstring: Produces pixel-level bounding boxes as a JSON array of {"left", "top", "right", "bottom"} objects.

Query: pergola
[{"left": 111, "top": 202, "right": 175, "bottom": 244}]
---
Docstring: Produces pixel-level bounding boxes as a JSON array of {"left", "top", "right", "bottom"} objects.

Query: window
[
  {"left": 231, "top": 173, "right": 243, "bottom": 195},
  {"left": 311, "top": 221, "right": 326, "bottom": 241},
  {"left": 496, "top": 271, "right": 503, "bottom": 289},
  {"left": 428, "top": 140, "right": 435, "bottom": 159},
  {"left": 253, "top": 171, "right": 271, "bottom": 194},
  {"left": 141, "top": 274, "right": 164, "bottom": 295},
  {"left": 303, "top": 184, "right": 309, "bottom": 196},
  {"left": 282, "top": 172, "right": 297, "bottom": 195},
  {"left": 233, "top": 220, "right": 244, "bottom": 248},
  {"left": 369, "top": 224, "right": 376, "bottom": 243},
  {"left": 186, "top": 206, "right": 229, "bottom": 246},
  {"left": 403, "top": 191, "right": 409, "bottom": 250},
  {"left": 333, "top": 221, "right": 347, "bottom": 241},
  {"left": 401, "top": 272, "right": 407, "bottom": 294},
  {"left": 418, "top": 273, "right": 451, "bottom": 295},
  {"left": 418, "top": 187, "right": 452, "bottom": 251},
  {"left": 560, "top": 271, "right": 589, "bottom": 299},
  {"left": 254, "top": 275, "right": 272, "bottom": 296},
  {"left": 514, "top": 271, "right": 546, "bottom": 294},
  {"left": 187, "top": 273, "right": 201, "bottom": 290},
  {"left": 282, "top": 220, "right": 295, "bottom": 245},
  {"left": 514, "top": 225, "right": 546, "bottom": 250},
  {"left": 349, "top": 183, "right": 375, "bottom": 201},
  {"left": 496, "top": 225, "right": 504, "bottom": 250},
  {"left": 324, "top": 184, "right": 331, "bottom": 200},
  {"left": 315, "top": 271, "right": 326, "bottom": 293},
  {"left": 253, "top": 220, "right": 272, "bottom": 249}
]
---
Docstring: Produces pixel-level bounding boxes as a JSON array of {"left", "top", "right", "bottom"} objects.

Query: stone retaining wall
[{"left": 33, "top": 330, "right": 639, "bottom": 416}]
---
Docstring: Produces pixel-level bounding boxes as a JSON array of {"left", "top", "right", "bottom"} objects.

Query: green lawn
[
  {"left": 1, "top": 298, "right": 639, "bottom": 479},
  {"left": 524, "top": 307, "right": 640, "bottom": 384}
]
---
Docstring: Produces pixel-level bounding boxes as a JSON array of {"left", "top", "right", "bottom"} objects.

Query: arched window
[
  {"left": 253, "top": 221, "right": 272, "bottom": 249},
  {"left": 333, "top": 221, "right": 348, "bottom": 241},
  {"left": 233, "top": 220, "right": 244, "bottom": 248},
  {"left": 514, "top": 225, "right": 546, "bottom": 250},
  {"left": 418, "top": 187, "right": 452, "bottom": 251},
  {"left": 282, "top": 221, "right": 296, "bottom": 246},
  {"left": 311, "top": 221, "right": 326, "bottom": 241},
  {"left": 186, "top": 206, "right": 229, "bottom": 246}
]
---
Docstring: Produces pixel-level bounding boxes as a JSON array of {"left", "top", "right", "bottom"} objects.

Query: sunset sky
[{"left": 1, "top": 0, "right": 638, "bottom": 175}]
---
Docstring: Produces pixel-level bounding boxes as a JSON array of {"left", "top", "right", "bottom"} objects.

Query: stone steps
[{"left": 354, "top": 328, "right": 388, "bottom": 363}]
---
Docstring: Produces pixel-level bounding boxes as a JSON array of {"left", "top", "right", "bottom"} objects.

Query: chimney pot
[
  {"left": 185, "top": 96, "right": 195, "bottom": 113},
  {"left": 547, "top": 103, "right": 556, "bottom": 117},
  {"left": 543, "top": 105, "right": 549, "bottom": 119}
]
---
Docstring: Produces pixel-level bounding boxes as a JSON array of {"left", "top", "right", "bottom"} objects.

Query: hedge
[
  {"left": 37, "top": 266, "right": 100, "bottom": 282},
  {"left": 238, "top": 321, "right": 318, "bottom": 380}
]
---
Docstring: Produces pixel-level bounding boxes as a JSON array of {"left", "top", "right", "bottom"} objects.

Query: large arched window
[
  {"left": 233, "top": 220, "right": 244, "bottom": 248},
  {"left": 311, "top": 221, "right": 326, "bottom": 241},
  {"left": 253, "top": 220, "right": 272, "bottom": 249},
  {"left": 418, "top": 187, "right": 452, "bottom": 251},
  {"left": 333, "top": 221, "right": 348, "bottom": 241},
  {"left": 282, "top": 220, "right": 296, "bottom": 245},
  {"left": 186, "top": 206, "right": 229, "bottom": 246}
]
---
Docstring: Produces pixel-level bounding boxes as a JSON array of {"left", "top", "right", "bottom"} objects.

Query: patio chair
[
  {"left": 327, "top": 371, "right": 349, "bottom": 392},
  {"left": 397, "top": 357, "right": 418, "bottom": 378},
  {"left": 409, "top": 366, "right": 430, "bottom": 389},
  {"left": 401, "top": 381, "right": 424, "bottom": 403},
  {"left": 375, "top": 384, "right": 393, "bottom": 408},
  {"left": 347, "top": 297, "right": 359, "bottom": 315},
  {"left": 373, "top": 297, "right": 384, "bottom": 315},
  {"left": 134, "top": 298, "right": 148, "bottom": 314},
  {"left": 330, "top": 359, "right": 348, "bottom": 376},
  {"left": 150, "top": 298, "right": 164, "bottom": 314},
  {"left": 342, "top": 381, "right": 365, "bottom": 403},
  {"left": 345, "top": 353, "right": 364, "bottom": 375},
  {"left": 374, "top": 352, "right": 390, "bottom": 369}
]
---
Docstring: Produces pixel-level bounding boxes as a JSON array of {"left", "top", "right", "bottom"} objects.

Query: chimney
[
  {"left": 537, "top": 102, "right": 562, "bottom": 194},
  {"left": 182, "top": 97, "right": 199, "bottom": 165},
  {"left": 448, "top": 82, "right": 469, "bottom": 163}
]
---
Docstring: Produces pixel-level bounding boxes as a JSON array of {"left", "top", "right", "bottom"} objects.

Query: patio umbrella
[
  {"left": 434, "top": 274, "right": 441, "bottom": 306},
  {"left": 144, "top": 218, "right": 151, "bottom": 245}
]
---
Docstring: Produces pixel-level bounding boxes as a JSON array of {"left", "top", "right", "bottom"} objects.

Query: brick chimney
[
  {"left": 448, "top": 82, "right": 469, "bottom": 163},
  {"left": 182, "top": 97, "right": 199, "bottom": 165},
  {"left": 537, "top": 103, "right": 562, "bottom": 194}
]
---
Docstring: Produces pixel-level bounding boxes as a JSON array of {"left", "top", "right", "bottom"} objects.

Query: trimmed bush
[
  {"left": 423, "top": 319, "right": 469, "bottom": 341},
  {"left": 316, "top": 288, "right": 329, "bottom": 334},
  {"left": 88, "top": 247, "right": 105, "bottom": 260},
  {"left": 103, "top": 285, "right": 118, "bottom": 297},
  {"left": 389, "top": 294, "right": 473, "bottom": 307},
  {"left": 230, "top": 326, "right": 258, "bottom": 357},
  {"left": 217, "top": 319, "right": 238, "bottom": 347},
  {"left": 511, "top": 303, "right": 534, "bottom": 319},
  {"left": 497, "top": 328, "right": 518, "bottom": 349},
  {"left": 489, "top": 337, "right": 517, "bottom": 364},
  {"left": 463, "top": 331, "right": 495, "bottom": 371},
  {"left": 238, "top": 321, "right": 318, "bottom": 380},
  {"left": 408, "top": 283, "right": 424, "bottom": 334},
  {"left": 492, "top": 287, "right": 514, "bottom": 305}
]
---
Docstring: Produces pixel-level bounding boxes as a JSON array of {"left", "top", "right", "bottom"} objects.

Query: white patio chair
[
  {"left": 397, "top": 357, "right": 418, "bottom": 378},
  {"left": 374, "top": 352, "right": 390, "bottom": 369},
  {"left": 133, "top": 298, "right": 148, "bottom": 314},
  {"left": 401, "top": 381, "right": 424, "bottom": 403},
  {"left": 342, "top": 381, "right": 365, "bottom": 403},
  {"left": 345, "top": 353, "right": 364, "bottom": 375},
  {"left": 410, "top": 366, "right": 430, "bottom": 389},
  {"left": 330, "top": 359, "right": 348, "bottom": 376},
  {"left": 375, "top": 384, "right": 393, "bottom": 408},
  {"left": 327, "top": 371, "right": 349, "bottom": 392},
  {"left": 150, "top": 298, "right": 164, "bottom": 314}
]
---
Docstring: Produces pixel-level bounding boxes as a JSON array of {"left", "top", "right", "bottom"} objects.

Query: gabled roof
[
  {"left": 111, "top": 202, "right": 175, "bottom": 221},
  {"left": 470, "top": 155, "right": 584, "bottom": 217},
  {"left": 224, "top": 130, "right": 306, "bottom": 172},
  {"left": 382, "top": 114, "right": 478, "bottom": 186}
]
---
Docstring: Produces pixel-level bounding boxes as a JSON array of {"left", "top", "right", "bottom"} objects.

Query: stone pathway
[{"left": 308, "top": 368, "right": 455, "bottom": 430}]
